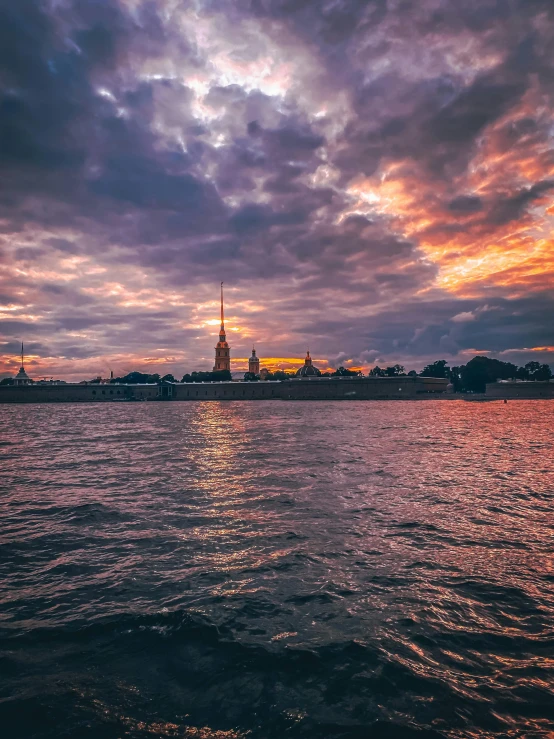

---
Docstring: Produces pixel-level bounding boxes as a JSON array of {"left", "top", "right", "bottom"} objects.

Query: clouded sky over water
[{"left": 1, "top": 0, "right": 553, "bottom": 379}]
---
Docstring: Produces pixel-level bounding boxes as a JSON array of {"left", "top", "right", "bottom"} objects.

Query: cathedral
[
  {"left": 213, "top": 282, "right": 231, "bottom": 372},
  {"left": 212, "top": 284, "right": 323, "bottom": 378}
]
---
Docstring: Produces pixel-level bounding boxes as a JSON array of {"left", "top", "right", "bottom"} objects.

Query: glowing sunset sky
[{"left": 1, "top": 0, "right": 553, "bottom": 380}]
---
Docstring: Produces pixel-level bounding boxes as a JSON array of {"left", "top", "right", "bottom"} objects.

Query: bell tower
[
  {"left": 248, "top": 346, "right": 260, "bottom": 376},
  {"left": 213, "top": 282, "right": 231, "bottom": 372}
]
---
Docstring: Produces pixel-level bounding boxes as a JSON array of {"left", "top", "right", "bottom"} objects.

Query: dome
[
  {"left": 295, "top": 351, "right": 321, "bottom": 377},
  {"left": 295, "top": 364, "right": 321, "bottom": 377}
]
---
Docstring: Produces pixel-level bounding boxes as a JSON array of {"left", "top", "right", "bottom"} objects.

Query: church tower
[
  {"left": 248, "top": 347, "right": 260, "bottom": 376},
  {"left": 213, "top": 282, "right": 231, "bottom": 372},
  {"left": 14, "top": 342, "right": 31, "bottom": 385}
]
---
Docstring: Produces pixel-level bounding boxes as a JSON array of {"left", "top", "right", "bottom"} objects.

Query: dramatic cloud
[{"left": 0, "top": 0, "right": 553, "bottom": 379}]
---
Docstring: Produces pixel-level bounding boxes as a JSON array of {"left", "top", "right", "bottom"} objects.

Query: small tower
[
  {"left": 14, "top": 342, "right": 31, "bottom": 386},
  {"left": 213, "top": 282, "right": 231, "bottom": 372},
  {"left": 248, "top": 346, "right": 260, "bottom": 376}
]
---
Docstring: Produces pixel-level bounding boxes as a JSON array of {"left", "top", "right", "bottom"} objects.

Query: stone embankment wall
[{"left": 0, "top": 376, "right": 448, "bottom": 403}]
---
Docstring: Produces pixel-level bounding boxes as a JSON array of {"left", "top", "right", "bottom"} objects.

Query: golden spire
[{"left": 214, "top": 282, "right": 231, "bottom": 372}]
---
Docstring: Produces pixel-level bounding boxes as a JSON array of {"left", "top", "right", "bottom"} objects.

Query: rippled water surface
[{"left": 1, "top": 401, "right": 553, "bottom": 738}]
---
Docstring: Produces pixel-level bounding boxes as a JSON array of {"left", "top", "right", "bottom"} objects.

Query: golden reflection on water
[
  {"left": 188, "top": 402, "right": 249, "bottom": 496},
  {"left": 178, "top": 402, "right": 295, "bottom": 579}
]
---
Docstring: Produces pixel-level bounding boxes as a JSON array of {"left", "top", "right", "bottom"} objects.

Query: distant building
[
  {"left": 94, "top": 372, "right": 113, "bottom": 384},
  {"left": 248, "top": 347, "right": 260, "bottom": 376},
  {"left": 295, "top": 350, "right": 321, "bottom": 378},
  {"left": 14, "top": 343, "right": 31, "bottom": 386},
  {"left": 213, "top": 282, "right": 231, "bottom": 372}
]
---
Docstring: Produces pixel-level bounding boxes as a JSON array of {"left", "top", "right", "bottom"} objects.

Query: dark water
[{"left": 1, "top": 401, "right": 553, "bottom": 739}]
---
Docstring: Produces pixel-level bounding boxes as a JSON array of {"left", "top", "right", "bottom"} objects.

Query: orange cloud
[{"left": 346, "top": 102, "right": 554, "bottom": 298}]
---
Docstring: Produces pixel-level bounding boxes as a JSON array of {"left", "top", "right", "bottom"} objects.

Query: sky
[{"left": 1, "top": 0, "right": 553, "bottom": 380}]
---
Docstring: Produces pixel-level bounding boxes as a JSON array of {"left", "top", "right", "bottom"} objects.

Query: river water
[{"left": 0, "top": 400, "right": 553, "bottom": 738}]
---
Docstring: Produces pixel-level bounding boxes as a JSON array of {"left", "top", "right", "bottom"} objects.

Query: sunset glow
[{"left": 0, "top": 1, "right": 553, "bottom": 380}]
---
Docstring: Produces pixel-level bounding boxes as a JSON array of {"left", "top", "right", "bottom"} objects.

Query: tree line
[
  {"left": 368, "top": 357, "right": 552, "bottom": 393},
  {"left": 107, "top": 357, "right": 551, "bottom": 393},
  {"left": 107, "top": 370, "right": 233, "bottom": 384},
  {"left": 2, "top": 356, "right": 551, "bottom": 392}
]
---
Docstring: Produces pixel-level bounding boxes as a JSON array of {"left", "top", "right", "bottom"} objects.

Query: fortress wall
[
  {"left": 485, "top": 381, "right": 554, "bottom": 399},
  {"left": 0, "top": 384, "right": 152, "bottom": 403},
  {"left": 0, "top": 384, "right": 131, "bottom": 403},
  {"left": 173, "top": 382, "right": 281, "bottom": 401},
  {"left": 280, "top": 376, "right": 448, "bottom": 400},
  {"left": 0, "top": 377, "right": 448, "bottom": 403},
  {"left": 417, "top": 377, "right": 450, "bottom": 393},
  {"left": 171, "top": 377, "right": 448, "bottom": 401}
]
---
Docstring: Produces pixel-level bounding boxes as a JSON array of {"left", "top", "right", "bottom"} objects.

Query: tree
[
  {"left": 332, "top": 366, "right": 361, "bottom": 376},
  {"left": 516, "top": 365, "right": 530, "bottom": 380},
  {"left": 369, "top": 365, "right": 386, "bottom": 377},
  {"left": 385, "top": 364, "right": 405, "bottom": 376},
  {"left": 407, "top": 370, "right": 417, "bottom": 377},
  {"left": 260, "top": 370, "right": 294, "bottom": 381},
  {"left": 449, "top": 366, "right": 463, "bottom": 392},
  {"left": 211, "top": 370, "right": 232, "bottom": 382},
  {"left": 460, "top": 356, "right": 518, "bottom": 393},
  {"left": 420, "top": 360, "right": 449, "bottom": 378},
  {"left": 161, "top": 374, "right": 176, "bottom": 383},
  {"left": 532, "top": 363, "right": 552, "bottom": 381},
  {"left": 524, "top": 361, "right": 541, "bottom": 377},
  {"left": 524, "top": 361, "right": 552, "bottom": 381},
  {"left": 243, "top": 372, "right": 258, "bottom": 381},
  {"left": 181, "top": 370, "right": 232, "bottom": 383},
  {"left": 273, "top": 370, "right": 293, "bottom": 380},
  {"left": 111, "top": 371, "right": 151, "bottom": 384},
  {"left": 0, "top": 377, "right": 14, "bottom": 385}
]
